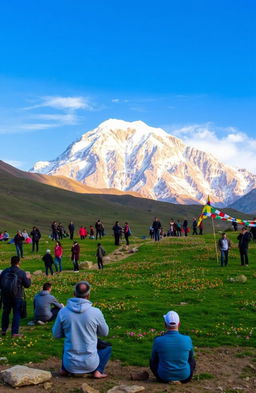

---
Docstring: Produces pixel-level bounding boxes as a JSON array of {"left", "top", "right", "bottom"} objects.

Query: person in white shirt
[{"left": 218, "top": 233, "right": 231, "bottom": 266}]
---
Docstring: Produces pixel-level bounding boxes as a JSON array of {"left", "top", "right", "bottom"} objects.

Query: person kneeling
[
  {"left": 52, "top": 281, "right": 111, "bottom": 378},
  {"left": 150, "top": 310, "right": 195, "bottom": 383},
  {"left": 34, "top": 282, "right": 64, "bottom": 325}
]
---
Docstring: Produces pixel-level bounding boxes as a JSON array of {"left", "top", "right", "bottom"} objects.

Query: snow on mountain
[{"left": 31, "top": 119, "right": 256, "bottom": 206}]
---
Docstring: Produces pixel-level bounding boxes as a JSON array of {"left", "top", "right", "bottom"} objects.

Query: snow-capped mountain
[{"left": 32, "top": 119, "right": 256, "bottom": 206}]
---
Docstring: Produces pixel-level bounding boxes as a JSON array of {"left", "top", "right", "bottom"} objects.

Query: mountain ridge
[{"left": 31, "top": 119, "right": 256, "bottom": 206}]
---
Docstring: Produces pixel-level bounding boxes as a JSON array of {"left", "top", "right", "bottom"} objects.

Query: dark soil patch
[{"left": 1, "top": 347, "right": 256, "bottom": 392}]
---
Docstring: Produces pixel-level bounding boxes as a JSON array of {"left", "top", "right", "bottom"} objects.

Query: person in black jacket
[
  {"left": 112, "top": 221, "right": 122, "bottom": 245},
  {"left": 95, "top": 220, "right": 103, "bottom": 240},
  {"left": 42, "top": 249, "right": 54, "bottom": 276},
  {"left": 68, "top": 221, "right": 75, "bottom": 240},
  {"left": 237, "top": 227, "right": 252, "bottom": 266},
  {"left": 14, "top": 231, "right": 25, "bottom": 258},
  {"left": 0, "top": 256, "right": 31, "bottom": 337},
  {"left": 152, "top": 218, "right": 161, "bottom": 241},
  {"left": 30, "top": 226, "right": 41, "bottom": 252}
]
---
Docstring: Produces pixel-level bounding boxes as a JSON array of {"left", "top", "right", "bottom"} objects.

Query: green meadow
[{"left": 0, "top": 232, "right": 255, "bottom": 366}]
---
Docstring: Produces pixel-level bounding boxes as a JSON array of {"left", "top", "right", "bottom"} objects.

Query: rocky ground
[{"left": 0, "top": 347, "right": 256, "bottom": 393}]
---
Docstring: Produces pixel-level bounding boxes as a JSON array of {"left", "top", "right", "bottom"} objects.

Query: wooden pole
[{"left": 211, "top": 217, "right": 219, "bottom": 264}]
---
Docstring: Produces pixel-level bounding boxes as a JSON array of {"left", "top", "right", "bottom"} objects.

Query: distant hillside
[
  {"left": 229, "top": 189, "right": 256, "bottom": 214},
  {"left": 0, "top": 160, "right": 247, "bottom": 235},
  {"left": 0, "top": 160, "right": 141, "bottom": 198}
]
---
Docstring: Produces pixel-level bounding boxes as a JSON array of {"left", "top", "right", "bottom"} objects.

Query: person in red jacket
[
  {"left": 79, "top": 226, "right": 86, "bottom": 240},
  {"left": 71, "top": 241, "right": 80, "bottom": 272},
  {"left": 54, "top": 241, "right": 63, "bottom": 272}
]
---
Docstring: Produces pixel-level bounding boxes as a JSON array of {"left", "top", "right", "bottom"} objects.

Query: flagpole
[{"left": 211, "top": 216, "right": 219, "bottom": 265}]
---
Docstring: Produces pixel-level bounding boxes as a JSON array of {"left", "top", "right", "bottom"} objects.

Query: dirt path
[{"left": 1, "top": 347, "right": 256, "bottom": 392}]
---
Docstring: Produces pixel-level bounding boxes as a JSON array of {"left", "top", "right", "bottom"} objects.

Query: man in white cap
[{"left": 150, "top": 310, "right": 195, "bottom": 383}]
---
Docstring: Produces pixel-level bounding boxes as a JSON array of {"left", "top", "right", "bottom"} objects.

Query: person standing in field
[
  {"left": 14, "top": 231, "right": 25, "bottom": 258},
  {"left": 95, "top": 220, "right": 104, "bottom": 240},
  {"left": 112, "top": 221, "right": 122, "bottom": 246},
  {"left": 192, "top": 218, "right": 198, "bottom": 235},
  {"left": 51, "top": 221, "right": 58, "bottom": 241},
  {"left": 152, "top": 217, "right": 161, "bottom": 242},
  {"left": 198, "top": 221, "right": 203, "bottom": 235},
  {"left": 218, "top": 233, "right": 231, "bottom": 267},
  {"left": 124, "top": 222, "right": 131, "bottom": 245},
  {"left": 182, "top": 220, "right": 188, "bottom": 237},
  {"left": 0, "top": 256, "right": 31, "bottom": 337},
  {"left": 237, "top": 227, "right": 252, "bottom": 266},
  {"left": 42, "top": 249, "right": 54, "bottom": 276},
  {"left": 30, "top": 226, "right": 41, "bottom": 253},
  {"left": 79, "top": 226, "right": 86, "bottom": 240},
  {"left": 96, "top": 243, "right": 106, "bottom": 269},
  {"left": 68, "top": 221, "right": 75, "bottom": 240},
  {"left": 54, "top": 241, "right": 63, "bottom": 273},
  {"left": 71, "top": 240, "right": 80, "bottom": 272}
]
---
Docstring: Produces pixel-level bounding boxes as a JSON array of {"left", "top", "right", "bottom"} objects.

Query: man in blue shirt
[{"left": 150, "top": 310, "right": 195, "bottom": 383}]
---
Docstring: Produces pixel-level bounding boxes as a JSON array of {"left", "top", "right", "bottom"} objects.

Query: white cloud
[
  {"left": 24, "top": 96, "right": 93, "bottom": 111},
  {"left": 4, "top": 159, "right": 25, "bottom": 169},
  {"left": 171, "top": 124, "right": 256, "bottom": 174}
]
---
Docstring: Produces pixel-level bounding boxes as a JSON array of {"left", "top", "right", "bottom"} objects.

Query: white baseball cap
[{"left": 163, "top": 311, "right": 180, "bottom": 327}]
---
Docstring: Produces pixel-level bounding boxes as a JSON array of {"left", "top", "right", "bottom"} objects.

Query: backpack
[{"left": 1, "top": 269, "right": 19, "bottom": 297}]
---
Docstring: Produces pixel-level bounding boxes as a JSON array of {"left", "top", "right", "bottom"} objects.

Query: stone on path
[
  {"left": 81, "top": 382, "right": 100, "bottom": 393},
  {"left": 103, "top": 256, "right": 111, "bottom": 262},
  {"left": 113, "top": 251, "right": 124, "bottom": 256},
  {"left": 107, "top": 385, "right": 145, "bottom": 393},
  {"left": 33, "top": 270, "right": 43, "bottom": 275},
  {"left": 80, "top": 261, "right": 94, "bottom": 270},
  {"left": 1, "top": 365, "right": 52, "bottom": 387},
  {"left": 128, "top": 248, "right": 138, "bottom": 254}
]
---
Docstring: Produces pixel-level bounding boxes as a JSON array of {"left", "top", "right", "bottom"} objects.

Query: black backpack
[{"left": 0, "top": 269, "right": 19, "bottom": 297}]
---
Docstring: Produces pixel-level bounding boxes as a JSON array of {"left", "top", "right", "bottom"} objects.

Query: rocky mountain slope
[
  {"left": 32, "top": 119, "right": 256, "bottom": 206},
  {"left": 229, "top": 188, "right": 256, "bottom": 214}
]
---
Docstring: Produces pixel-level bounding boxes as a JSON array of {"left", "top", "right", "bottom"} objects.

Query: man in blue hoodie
[
  {"left": 52, "top": 281, "right": 111, "bottom": 378},
  {"left": 150, "top": 310, "right": 195, "bottom": 383}
]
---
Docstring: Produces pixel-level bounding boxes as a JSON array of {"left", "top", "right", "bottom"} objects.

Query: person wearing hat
[
  {"left": 52, "top": 281, "right": 111, "bottom": 378},
  {"left": 150, "top": 311, "right": 195, "bottom": 383},
  {"left": 42, "top": 249, "right": 54, "bottom": 276}
]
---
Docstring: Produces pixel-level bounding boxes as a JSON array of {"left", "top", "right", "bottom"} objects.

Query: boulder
[
  {"left": 113, "top": 251, "right": 124, "bottom": 256},
  {"left": 107, "top": 385, "right": 145, "bottom": 393},
  {"left": 33, "top": 270, "right": 43, "bottom": 276},
  {"left": 79, "top": 261, "right": 94, "bottom": 270},
  {"left": 81, "top": 382, "right": 100, "bottom": 393},
  {"left": 103, "top": 256, "right": 111, "bottom": 262},
  {"left": 1, "top": 365, "right": 52, "bottom": 387},
  {"left": 128, "top": 248, "right": 138, "bottom": 254}
]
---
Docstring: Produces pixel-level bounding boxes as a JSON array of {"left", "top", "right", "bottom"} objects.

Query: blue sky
[{"left": 0, "top": 0, "right": 255, "bottom": 171}]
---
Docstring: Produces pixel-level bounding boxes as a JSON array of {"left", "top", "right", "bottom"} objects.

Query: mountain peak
[{"left": 31, "top": 119, "right": 256, "bottom": 206}]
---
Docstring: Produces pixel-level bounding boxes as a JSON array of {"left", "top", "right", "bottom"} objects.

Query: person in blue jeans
[
  {"left": 0, "top": 256, "right": 31, "bottom": 337},
  {"left": 218, "top": 233, "right": 231, "bottom": 267},
  {"left": 52, "top": 281, "right": 111, "bottom": 378},
  {"left": 150, "top": 310, "right": 196, "bottom": 383}
]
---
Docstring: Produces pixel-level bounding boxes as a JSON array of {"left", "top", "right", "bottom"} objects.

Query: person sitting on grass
[
  {"left": 34, "top": 282, "right": 64, "bottom": 325},
  {"left": 42, "top": 249, "right": 54, "bottom": 276},
  {"left": 52, "top": 281, "right": 111, "bottom": 378},
  {"left": 150, "top": 310, "right": 196, "bottom": 383}
]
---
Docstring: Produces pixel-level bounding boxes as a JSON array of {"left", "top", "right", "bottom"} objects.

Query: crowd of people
[
  {"left": 149, "top": 217, "right": 204, "bottom": 241},
  {"left": 0, "top": 257, "right": 195, "bottom": 383},
  {"left": 0, "top": 216, "right": 255, "bottom": 384}
]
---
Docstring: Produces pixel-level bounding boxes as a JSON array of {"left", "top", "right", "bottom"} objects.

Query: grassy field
[{"left": 0, "top": 231, "right": 255, "bottom": 367}]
